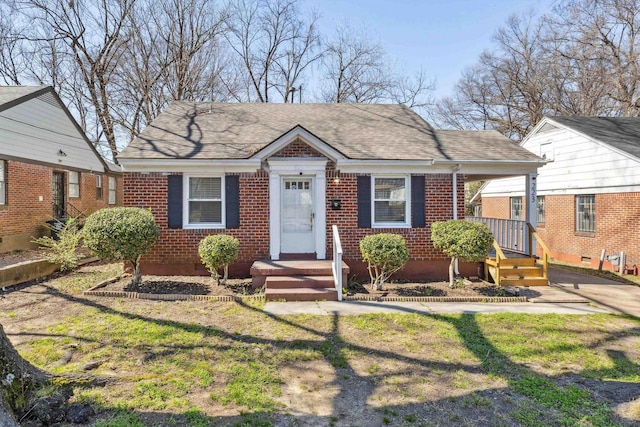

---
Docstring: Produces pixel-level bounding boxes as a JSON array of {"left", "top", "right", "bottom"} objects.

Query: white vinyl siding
[
  {"left": 68, "top": 171, "right": 80, "bottom": 198},
  {"left": 372, "top": 176, "right": 410, "bottom": 227},
  {"left": 0, "top": 95, "right": 105, "bottom": 172},
  {"left": 0, "top": 160, "right": 5, "bottom": 205},
  {"left": 510, "top": 197, "right": 522, "bottom": 220},
  {"left": 108, "top": 176, "right": 116, "bottom": 204},
  {"left": 184, "top": 175, "right": 224, "bottom": 228},
  {"left": 576, "top": 195, "right": 595, "bottom": 233}
]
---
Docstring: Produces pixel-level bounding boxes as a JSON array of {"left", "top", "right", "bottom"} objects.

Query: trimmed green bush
[
  {"left": 83, "top": 207, "right": 159, "bottom": 285},
  {"left": 359, "top": 233, "right": 409, "bottom": 291},
  {"left": 32, "top": 218, "right": 82, "bottom": 271},
  {"left": 198, "top": 235, "right": 240, "bottom": 285},
  {"left": 431, "top": 220, "right": 494, "bottom": 288}
]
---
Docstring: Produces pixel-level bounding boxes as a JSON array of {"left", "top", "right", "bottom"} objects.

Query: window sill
[
  {"left": 574, "top": 231, "right": 596, "bottom": 238},
  {"left": 372, "top": 223, "right": 411, "bottom": 229},
  {"left": 183, "top": 224, "right": 225, "bottom": 230}
]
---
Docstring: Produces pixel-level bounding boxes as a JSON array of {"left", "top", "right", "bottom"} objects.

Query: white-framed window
[
  {"left": 537, "top": 196, "right": 545, "bottom": 224},
  {"left": 0, "top": 160, "right": 6, "bottom": 205},
  {"left": 96, "top": 175, "right": 103, "bottom": 199},
  {"left": 576, "top": 195, "right": 595, "bottom": 233},
  {"left": 510, "top": 197, "right": 522, "bottom": 220},
  {"left": 183, "top": 175, "right": 225, "bottom": 228},
  {"left": 372, "top": 176, "right": 410, "bottom": 227},
  {"left": 108, "top": 176, "right": 116, "bottom": 204},
  {"left": 68, "top": 171, "right": 80, "bottom": 198}
]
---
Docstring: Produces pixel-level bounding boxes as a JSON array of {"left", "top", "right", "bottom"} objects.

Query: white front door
[{"left": 281, "top": 177, "right": 314, "bottom": 253}]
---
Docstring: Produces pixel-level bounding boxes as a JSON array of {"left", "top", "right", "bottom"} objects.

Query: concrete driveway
[{"left": 549, "top": 267, "right": 640, "bottom": 317}]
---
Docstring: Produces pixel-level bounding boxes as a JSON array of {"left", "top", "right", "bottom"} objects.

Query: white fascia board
[
  {"left": 251, "top": 126, "right": 345, "bottom": 162},
  {"left": 267, "top": 157, "right": 328, "bottom": 172},
  {"left": 118, "top": 159, "right": 261, "bottom": 173}
]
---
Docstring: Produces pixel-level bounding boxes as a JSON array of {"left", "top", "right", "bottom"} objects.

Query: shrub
[
  {"left": 431, "top": 220, "right": 494, "bottom": 288},
  {"left": 359, "top": 233, "right": 409, "bottom": 291},
  {"left": 198, "top": 235, "right": 240, "bottom": 285},
  {"left": 83, "top": 207, "right": 159, "bottom": 285},
  {"left": 31, "top": 218, "right": 82, "bottom": 271}
]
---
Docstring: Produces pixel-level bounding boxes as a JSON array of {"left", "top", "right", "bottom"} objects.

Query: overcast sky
[{"left": 305, "top": 0, "right": 557, "bottom": 99}]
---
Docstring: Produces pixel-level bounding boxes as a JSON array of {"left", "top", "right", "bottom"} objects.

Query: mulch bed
[
  {"left": 346, "top": 279, "right": 509, "bottom": 298},
  {"left": 0, "top": 249, "right": 47, "bottom": 269},
  {"left": 99, "top": 275, "right": 256, "bottom": 296}
]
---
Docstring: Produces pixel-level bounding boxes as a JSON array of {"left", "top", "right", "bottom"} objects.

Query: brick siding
[
  {"left": 482, "top": 193, "right": 640, "bottom": 268},
  {"left": 0, "top": 158, "right": 123, "bottom": 252}
]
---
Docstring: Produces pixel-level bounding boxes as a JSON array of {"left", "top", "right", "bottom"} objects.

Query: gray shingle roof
[
  {"left": 550, "top": 116, "right": 640, "bottom": 159},
  {"left": 0, "top": 86, "right": 47, "bottom": 108},
  {"left": 119, "top": 102, "right": 541, "bottom": 162}
]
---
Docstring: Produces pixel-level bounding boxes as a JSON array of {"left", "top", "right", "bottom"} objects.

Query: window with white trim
[
  {"left": 68, "top": 171, "right": 80, "bottom": 198},
  {"left": 96, "top": 175, "right": 103, "bottom": 199},
  {"left": 0, "top": 160, "right": 6, "bottom": 205},
  {"left": 108, "top": 176, "right": 116, "bottom": 204},
  {"left": 537, "top": 196, "right": 545, "bottom": 224},
  {"left": 185, "top": 176, "right": 224, "bottom": 227},
  {"left": 576, "top": 195, "right": 595, "bottom": 233},
  {"left": 372, "top": 176, "right": 410, "bottom": 227},
  {"left": 510, "top": 197, "right": 522, "bottom": 220}
]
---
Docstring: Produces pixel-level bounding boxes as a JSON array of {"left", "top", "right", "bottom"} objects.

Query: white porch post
[
  {"left": 269, "top": 172, "right": 281, "bottom": 260},
  {"left": 525, "top": 172, "right": 538, "bottom": 256}
]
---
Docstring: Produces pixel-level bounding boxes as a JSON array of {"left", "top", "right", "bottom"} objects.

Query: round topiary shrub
[
  {"left": 359, "top": 233, "right": 409, "bottom": 291},
  {"left": 431, "top": 220, "right": 494, "bottom": 288},
  {"left": 198, "top": 234, "right": 240, "bottom": 285},
  {"left": 83, "top": 207, "right": 160, "bottom": 285}
]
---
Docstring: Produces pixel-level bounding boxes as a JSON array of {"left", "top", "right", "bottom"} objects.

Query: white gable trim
[{"left": 251, "top": 126, "right": 345, "bottom": 162}]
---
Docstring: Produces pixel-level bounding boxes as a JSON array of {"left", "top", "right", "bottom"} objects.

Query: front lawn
[{"left": 1, "top": 263, "right": 639, "bottom": 426}]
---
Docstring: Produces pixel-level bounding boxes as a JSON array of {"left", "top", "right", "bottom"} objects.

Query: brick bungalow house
[
  {"left": 478, "top": 116, "right": 640, "bottom": 270},
  {"left": 118, "top": 102, "right": 543, "bottom": 280},
  {"left": 0, "top": 86, "right": 123, "bottom": 252}
]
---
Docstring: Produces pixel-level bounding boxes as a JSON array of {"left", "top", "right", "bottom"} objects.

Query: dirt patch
[
  {"left": 346, "top": 279, "right": 508, "bottom": 298},
  {"left": 101, "top": 275, "right": 256, "bottom": 296},
  {"left": 0, "top": 249, "right": 47, "bottom": 268}
]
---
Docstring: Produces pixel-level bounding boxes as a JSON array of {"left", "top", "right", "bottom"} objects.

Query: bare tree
[{"left": 225, "top": 0, "right": 320, "bottom": 102}]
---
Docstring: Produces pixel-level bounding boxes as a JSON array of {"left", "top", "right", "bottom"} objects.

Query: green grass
[{"left": 11, "top": 264, "right": 640, "bottom": 425}]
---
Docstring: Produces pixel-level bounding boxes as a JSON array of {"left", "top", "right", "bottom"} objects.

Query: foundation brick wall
[
  {"left": 0, "top": 158, "right": 123, "bottom": 252},
  {"left": 482, "top": 193, "right": 640, "bottom": 268}
]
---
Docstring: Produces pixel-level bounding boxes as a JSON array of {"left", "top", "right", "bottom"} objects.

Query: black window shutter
[
  {"left": 167, "top": 175, "right": 183, "bottom": 229},
  {"left": 357, "top": 176, "right": 371, "bottom": 228},
  {"left": 225, "top": 175, "right": 240, "bottom": 229},
  {"left": 411, "top": 175, "right": 426, "bottom": 228}
]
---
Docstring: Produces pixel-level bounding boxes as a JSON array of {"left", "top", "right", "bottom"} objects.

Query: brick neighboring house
[
  {"left": 0, "top": 86, "right": 123, "bottom": 253},
  {"left": 478, "top": 116, "right": 640, "bottom": 269},
  {"left": 118, "top": 102, "right": 543, "bottom": 279}
]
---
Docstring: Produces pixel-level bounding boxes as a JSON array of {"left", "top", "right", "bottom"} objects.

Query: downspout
[{"left": 453, "top": 164, "right": 461, "bottom": 276}]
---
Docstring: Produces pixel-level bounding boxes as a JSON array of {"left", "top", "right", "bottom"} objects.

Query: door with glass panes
[{"left": 280, "top": 178, "right": 314, "bottom": 253}]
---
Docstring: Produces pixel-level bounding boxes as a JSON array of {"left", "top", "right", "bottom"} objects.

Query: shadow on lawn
[{"left": 9, "top": 284, "right": 640, "bottom": 426}]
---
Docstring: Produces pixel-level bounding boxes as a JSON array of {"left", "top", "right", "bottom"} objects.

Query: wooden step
[
  {"left": 251, "top": 259, "right": 349, "bottom": 288},
  {"left": 265, "top": 287, "right": 338, "bottom": 301},
  {"left": 264, "top": 275, "right": 334, "bottom": 289},
  {"left": 499, "top": 277, "right": 549, "bottom": 287},
  {"left": 486, "top": 257, "right": 536, "bottom": 267},
  {"left": 499, "top": 266, "right": 544, "bottom": 278}
]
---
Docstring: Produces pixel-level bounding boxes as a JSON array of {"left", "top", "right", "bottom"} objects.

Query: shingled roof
[
  {"left": 549, "top": 116, "right": 640, "bottom": 160},
  {"left": 119, "top": 102, "right": 541, "bottom": 163},
  {"left": 0, "top": 86, "right": 48, "bottom": 110}
]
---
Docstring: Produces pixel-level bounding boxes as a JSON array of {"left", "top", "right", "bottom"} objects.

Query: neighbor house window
[
  {"left": 185, "top": 176, "right": 224, "bottom": 227},
  {"left": 537, "top": 196, "right": 545, "bottom": 225},
  {"left": 510, "top": 197, "right": 522, "bottom": 220},
  {"left": 68, "top": 171, "right": 80, "bottom": 198},
  {"left": 108, "top": 177, "right": 116, "bottom": 204},
  {"left": 96, "top": 175, "right": 103, "bottom": 199},
  {"left": 0, "top": 160, "right": 6, "bottom": 205},
  {"left": 373, "top": 176, "right": 410, "bottom": 227},
  {"left": 576, "top": 195, "right": 595, "bottom": 233}
]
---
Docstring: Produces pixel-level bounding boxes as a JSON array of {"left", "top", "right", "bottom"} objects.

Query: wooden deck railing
[
  {"left": 528, "top": 223, "right": 550, "bottom": 281},
  {"left": 467, "top": 217, "right": 529, "bottom": 254}
]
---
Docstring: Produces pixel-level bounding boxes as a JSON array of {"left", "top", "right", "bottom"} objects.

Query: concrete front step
[
  {"left": 251, "top": 259, "right": 349, "bottom": 287},
  {"left": 265, "top": 287, "right": 338, "bottom": 301},
  {"left": 265, "top": 275, "right": 334, "bottom": 289}
]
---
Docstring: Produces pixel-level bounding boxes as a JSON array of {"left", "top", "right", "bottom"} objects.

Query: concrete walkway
[
  {"left": 548, "top": 267, "right": 640, "bottom": 317},
  {"left": 263, "top": 266, "right": 640, "bottom": 316},
  {"left": 263, "top": 300, "right": 609, "bottom": 316}
]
